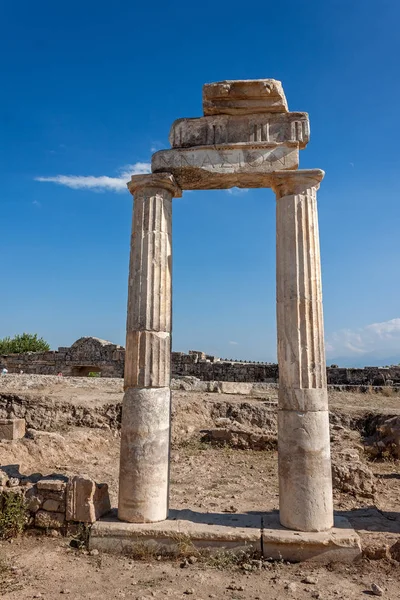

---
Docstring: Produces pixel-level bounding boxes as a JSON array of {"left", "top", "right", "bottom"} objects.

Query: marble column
[
  {"left": 271, "top": 169, "right": 334, "bottom": 532},
  {"left": 118, "top": 173, "right": 181, "bottom": 523}
]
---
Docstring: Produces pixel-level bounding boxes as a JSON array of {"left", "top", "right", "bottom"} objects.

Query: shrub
[
  {"left": 0, "top": 333, "right": 50, "bottom": 355},
  {"left": 0, "top": 492, "right": 29, "bottom": 539}
]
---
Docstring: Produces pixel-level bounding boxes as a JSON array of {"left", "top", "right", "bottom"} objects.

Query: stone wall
[
  {"left": 0, "top": 467, "right": 111, "bottom": 532},
  {"left": 1, "top": 337, "right": 124, "bottom": 378},
  {"left": 2, "top": 339, "right": 400, "bottom": 385}
]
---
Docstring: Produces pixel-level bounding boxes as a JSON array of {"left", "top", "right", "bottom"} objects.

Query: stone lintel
[
  {"left": 271, "top": 169, "right": 325, "bottom": 199},
  {"left": 89, "top": 511, "right": 361, "bottom": 563},
  {"left": 203, "top": 79, "right": 288, "bottom": 115},
  {"left": 169, "top": 112, "right": 309, "bottom": 149},
  {"left": 127, "top": 173, "right": 182, "bottom": 198},
  {"left": 152, "top": 143, "right": 299, "bottom": 191}
]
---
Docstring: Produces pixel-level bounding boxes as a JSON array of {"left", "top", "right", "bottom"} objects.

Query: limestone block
[
  {"left": 0, "top": 418, "right": 25, "bottom": 440},
  {"left": 203, "top": 79, "right": 288, "bottom": 115},
  {"left": 278, "top": 410, "right": 333, "bottom": 532},
  {"left": 217, "top": 382, "right": 253, "bottom": 395},
  {"left": 26, "top": 495, "right": 41, "bottom": 513},
  {"left": 66, "top": 475, "right": 111, "bottom": 523},
  {"left": 118, "top": 387, "right": 170, "bottom": 523},
  {"left": 91, "top": 509, "right": 261, "bottom": 553},
  {"left": 169, "top": 112, "right": 309, "bottom": 149},
  {"left": 37, "top": 477, "right": 67, "bottom": 492},
  {"left": 331, "top": 452, "right": 376, "bottom": 498},
  {"left": 35, "top": 509, "right": 65, "bottom": 529},
  {"left": 90, "top": 512, "right": 361, "bottom": 563},
  {"left": 152, "top": 143, "right": 299, "bottom": 191},
  {"left": 124, "top": 330, "right": 170, "bottom": 389},
  {"left": 42, "top": 498, "right": 64, "bottom": 512}
]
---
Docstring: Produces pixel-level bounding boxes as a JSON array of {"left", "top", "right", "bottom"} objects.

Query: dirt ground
[{"left": 1, "top": 375, "right": 399, "bottom": 599}]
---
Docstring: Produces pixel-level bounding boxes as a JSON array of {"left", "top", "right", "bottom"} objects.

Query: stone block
[
  {"left": 37, "top": 477, "right": 68, "bottom": 492},
  {"left": 43, "top": 498, "right": 64, "bottom": 512},
  {"left": 152, "top": 142, "right": 299, "bottom": 191},
  {"left": 203, "top": 79, "right": 288, "bottom": 115},
  {"left": 169, "top": 112, "right": 309, "bottom": 149},
  {"left": 261, "top": 514, "right": 361, "bottom": 563},
  {"left": 90, "top": 511, "right": 361, "bottom": 564},
  {"left": 90, "top": 509, "right": 261, "bottom": 554},
  {"left": 217, "top": 381, "right": 253, "bottom": 395},
  {"left": 35, "top": 510, "right": 65, "bottom": 529},
  {"left": 0, "top": 418, "right": 25, "bottom": 440},
  {"left": 66, "top": 475, "right": 111, "bottom": 523}
]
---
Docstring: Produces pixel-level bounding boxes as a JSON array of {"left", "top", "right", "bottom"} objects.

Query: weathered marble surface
[
  {"left": 120, "top": 174, "right": 178, "bottom": 523},
  {"left": 118, "top": 387, "right": 170, "bottom": 523},
  {"left": 152, "top": 143, "right": 299, "bottom": 190},
  {"left": 273, "top": 169, "right": 333, "bottom": 532},
  {"left": 203, "top": 79, "right": 288, "bottom": 115},
  {"left": 170, "top": 112, "right": 309, "bottom": 149}
]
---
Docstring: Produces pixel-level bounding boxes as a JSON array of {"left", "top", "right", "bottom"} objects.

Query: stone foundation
[{"left": 90, "top": 511, "right": 361, "bottom": 564}]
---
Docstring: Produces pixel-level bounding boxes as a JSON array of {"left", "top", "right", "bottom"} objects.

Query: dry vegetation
[{"left": 0, "top": 375, "right": 399, "bottom": 599}]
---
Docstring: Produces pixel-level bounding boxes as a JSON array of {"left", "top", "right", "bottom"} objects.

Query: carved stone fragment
[
  {"left": 203, "top": 79, "right": 288, "bottom": 115},
  {"left": 169, "top": 113, "right": 309, "bottom": 149}
]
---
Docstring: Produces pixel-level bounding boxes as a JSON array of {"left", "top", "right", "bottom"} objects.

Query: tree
[{"left": 0, "top": 333, "right": 50, "bottom": 355}]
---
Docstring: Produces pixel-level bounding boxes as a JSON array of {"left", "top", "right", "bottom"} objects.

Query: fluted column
[
  {"left": 118, "top": 173, "right": 181, "bottom": 523},
  {"left": 271, "top": 169, "right": 333, "bottom": 532}
]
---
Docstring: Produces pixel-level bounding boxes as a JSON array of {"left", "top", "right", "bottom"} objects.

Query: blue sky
[{"left": 2, "top": 0, "right": 400, "bottom": 366}]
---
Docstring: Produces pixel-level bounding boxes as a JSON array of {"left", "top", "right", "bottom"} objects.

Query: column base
[
  {"left": 118, "top": 387, "right": 170, "bottom": 523},
  {"left": 90, "top": 511, "right": 361, "bottom": 564}
]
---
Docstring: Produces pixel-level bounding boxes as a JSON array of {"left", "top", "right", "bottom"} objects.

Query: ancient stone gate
[{"left": 118, "top": 80, "right": 333, "bottom": 533}]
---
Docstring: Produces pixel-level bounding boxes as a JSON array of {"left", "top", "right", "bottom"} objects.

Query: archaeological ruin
[
  {"left": 3, "top": 80, "right": 391, "bottom": 563},
  {"left": 3, "top": 338, "right": 400, "bottom": 387},
  {"left": 118, "top": 78, "right": 334, "bottom": 535}
]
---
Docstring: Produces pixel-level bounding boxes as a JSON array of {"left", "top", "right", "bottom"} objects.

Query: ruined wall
[
  {"left": 171, "top": 351, "right": 278, "bottom": 382},
  {"left": 2, "top": 341, "right": 400, "bottom": 385},
  {"left": 1, "top": 337, "right": 124, "bottom": 378}
]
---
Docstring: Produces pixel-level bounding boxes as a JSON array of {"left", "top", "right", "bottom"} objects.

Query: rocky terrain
[{"left": 0, "top": 375, "right": 399, "bottom": 599}]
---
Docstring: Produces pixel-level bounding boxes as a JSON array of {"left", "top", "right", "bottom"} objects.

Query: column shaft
[
  {"left": 273, "top": 170, "right": 333, "bottom": 532},
  {"left": 118, "top": 174, "right": 180, "bottom": 523}
]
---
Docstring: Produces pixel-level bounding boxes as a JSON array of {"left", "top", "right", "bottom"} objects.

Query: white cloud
[
  {"left": 229, "top": 341, "right": 239, "bottom": 345},
  {"left": 35, "top": 163, "right": 151, "bottom": 193},
  {"left": 326, "top": 318, "right": 400, "bottom": 357},
  {"left": 32, "top": 200, "right": 41, "bottom": 208},
  {"left": 226, "top": 188, "right": 249, "bottom": 196}
]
